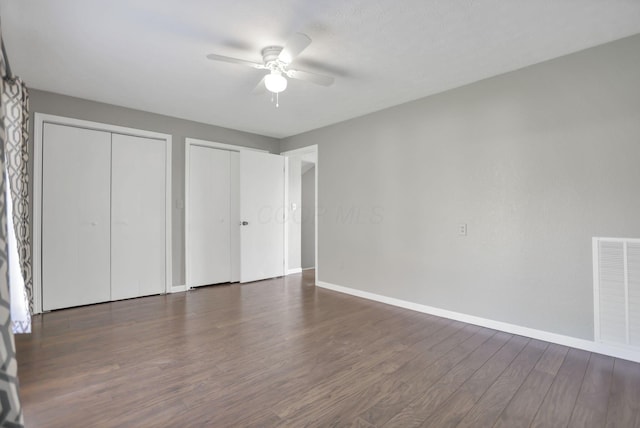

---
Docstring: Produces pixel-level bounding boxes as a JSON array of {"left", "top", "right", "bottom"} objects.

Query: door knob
[{"left": 241, "top": 221, "right": 249, "bottom": 226}]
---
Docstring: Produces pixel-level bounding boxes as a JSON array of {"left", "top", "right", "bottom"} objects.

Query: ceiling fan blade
[
  {"left": 252, "top": 76, "right": 267, "bottom": 94},
  {"left": 278, "top": 33, "right": 311, "bottom": 64},
  {"left": 288, "top": 69, "right": 334, "bottom": 86},
  {"left": 206, "top": 54, "right": 264, "bottom": 69}
]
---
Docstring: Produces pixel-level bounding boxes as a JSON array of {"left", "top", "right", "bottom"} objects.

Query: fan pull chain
[{"left": 269, "top": 92, "right": 281, "bottom": 108}]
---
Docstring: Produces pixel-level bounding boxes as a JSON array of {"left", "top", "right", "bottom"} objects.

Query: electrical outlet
[{"left": 458, "top": 223, "right": 467, "bottom": 236}]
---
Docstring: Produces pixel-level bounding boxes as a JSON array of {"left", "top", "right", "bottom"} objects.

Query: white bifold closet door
[
  {"left": 186, "top": 146, "right": 284, "bottom": 287},
  {"left": 42, "top": 124, "right": 112, "bottom": 311},
  {"left": 187, "top": 146, "right": 239, "bottom": 287},
  {"left": 42, "top": 124, "right": 167, "bottom": 310},
  {"left": 111, "top": 134, "right": 166, "bottom": 300}
]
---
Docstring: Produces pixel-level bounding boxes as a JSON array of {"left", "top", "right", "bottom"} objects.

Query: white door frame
[
  {"left": 281, "top": 145, "right": 319, "bottom": 282},
  {"left": 184, "top": 138, "right": 267, "bottom": 289},
  {"left": 33, "top": 113, "right": 173, "bottom": 314}
]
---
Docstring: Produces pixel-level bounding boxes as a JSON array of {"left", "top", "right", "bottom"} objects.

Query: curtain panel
[
  {"left": 0, "top": 75, "right": 24, "bottom": 428},
  {"left": 0, "top": 22, "right": 26, "bottom": 427},
  {"left": 3, "top": 77, "right": 31, "bottom": 334}
]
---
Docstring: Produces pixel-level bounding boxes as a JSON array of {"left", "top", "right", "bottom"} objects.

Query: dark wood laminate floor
[{"left": 15, "top": 270, "right": 640, "bottom": 427}]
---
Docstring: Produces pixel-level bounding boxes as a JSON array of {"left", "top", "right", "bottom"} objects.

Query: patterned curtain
[
  {"left": 0, "top": 20, "right": 26, "bottom": 427},
  {"left": 3, "top": 77, "right": 31, "bottom": 334}
]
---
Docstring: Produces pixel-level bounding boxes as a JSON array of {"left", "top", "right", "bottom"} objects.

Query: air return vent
[{"left": 593, "top": 237, "right": 640, "bottom": 348}]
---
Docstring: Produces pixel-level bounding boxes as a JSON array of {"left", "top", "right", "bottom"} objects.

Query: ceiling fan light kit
[
  {"left": 264, "top": 70, "right": 287, "bottom": 94},
  {"left": 207, "top": 33, "right": 335, "bottom": 108}
]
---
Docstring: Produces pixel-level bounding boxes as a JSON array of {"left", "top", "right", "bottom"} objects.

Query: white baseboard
[
  {"left": 171, "top": 285, "right": 187, "bottom": 293},
  {"left": 302, "top": 267, "right": 315, "bottom": 271},
  {"left": 287, "top": 268, "right": 302, "bottom": 275},
  {"left": 316, "top": 281, "right": 640, "bottom": 363}
]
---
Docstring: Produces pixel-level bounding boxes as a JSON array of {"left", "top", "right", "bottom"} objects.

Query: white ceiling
[{"left": 2, "top": 1, "right": 640, "bottom": 138}]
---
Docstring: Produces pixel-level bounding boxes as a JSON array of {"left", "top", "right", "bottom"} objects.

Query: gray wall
[
  {"left": 301, "top": 166, "right": 315, "bottom": 269},
  {"left": 280, "top": 34, "right": 640, "bottom": 340},
  {"left": 29, "top": 89, "right": 279, "bottom": 286}
]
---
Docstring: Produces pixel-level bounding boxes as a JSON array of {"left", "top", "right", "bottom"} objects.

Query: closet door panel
[
  {"left": 111, "top": 134, "right": 166, "bottom": 300},
  {"left": 187, "top": 146, "right": 231, "bottom": 287},
  {"left": 42, "top": 123, "right": 112, "bottom": 310}
]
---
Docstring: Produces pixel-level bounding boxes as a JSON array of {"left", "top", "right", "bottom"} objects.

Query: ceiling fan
[{"left": 206, "top": 33, "right": 334, "bottom": 107}]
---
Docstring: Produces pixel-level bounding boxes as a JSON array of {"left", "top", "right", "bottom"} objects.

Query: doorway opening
[{"left": 282, "top": 145, "right": 318, "bottom": 281}]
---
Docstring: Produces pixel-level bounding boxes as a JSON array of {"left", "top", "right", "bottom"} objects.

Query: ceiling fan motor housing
[{"left": 262, "top": 46, "right": 284, "bottom": 64}]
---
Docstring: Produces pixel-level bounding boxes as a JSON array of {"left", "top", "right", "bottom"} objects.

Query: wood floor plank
[
  {"left": 381, "top": 330, "right": 510, "bottom": 428},
  {"left": 181, "top": 309, "right": 435, "bottom": 424},
  {"left": 311, "top": 329, "right": 505, "bottom": 428},
  {"left": 272, "top": 323, "right": 478, "bottom": 424},
  {"left": 493, "top": 343, "right": 569, "bottom": 428},
  {"left": 456, "top": 338, "right": 548, "bottom": 428},
  {"left": 168, "top": 297, "right": 442, "bottom": 426},
  {"left": 568, "top": 353, "right": 614, "bottom": 428},
  {"left": 14, "top": 270, "right": 640, "bottom": 427},
  {"left": 605, "top": 358, "right": 640, "bottom": 428},
  {"left": 356, "top": 324, "right": 485, "bottom": 426},
  {"left": 530, "top": 348, "right": 590, "bottom": 428},
  {"left": 273, "top": 349, "right": 420, "bottom": 427},
  {"left": 423, "top": 335, "right": 529, "bottom": 428},
  {"left": 403, "top": 330, "right": 513, "bottom": 425},
  {"left": 353, "top": 418, "right": 376, "bottom": 427}
]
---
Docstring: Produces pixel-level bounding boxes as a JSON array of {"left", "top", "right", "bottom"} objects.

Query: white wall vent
[{"left": 593, "top": 237, "right": 640, "bottom": 348}]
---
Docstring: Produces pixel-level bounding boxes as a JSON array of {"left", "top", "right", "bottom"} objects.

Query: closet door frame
[
  {"left": 33, "top": 113, "right": 173, "bottom": 314},
  {"left": 184, "top": 138, "right": 267, "bottom": 290}
]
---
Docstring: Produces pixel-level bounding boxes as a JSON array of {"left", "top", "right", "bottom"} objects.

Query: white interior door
[
  {"left": 187, "top": 146, "right": 233, "bottom": 287},
  {"left": 42, "top": 123, "right": 111, "bottom": 310},
  {"left": 240, "top": 151, "right": 285, "bottom": 283},
  {"left": 229, "top": 151, "right": 240, "bottom": 282},
  {"left": 111, "top": 133, "right": 166, "bottom": 300}
]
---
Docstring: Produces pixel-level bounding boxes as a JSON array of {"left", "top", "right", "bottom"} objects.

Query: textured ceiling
[{"left": 2, "top": 0, "right": 640, "bottom": 138}]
